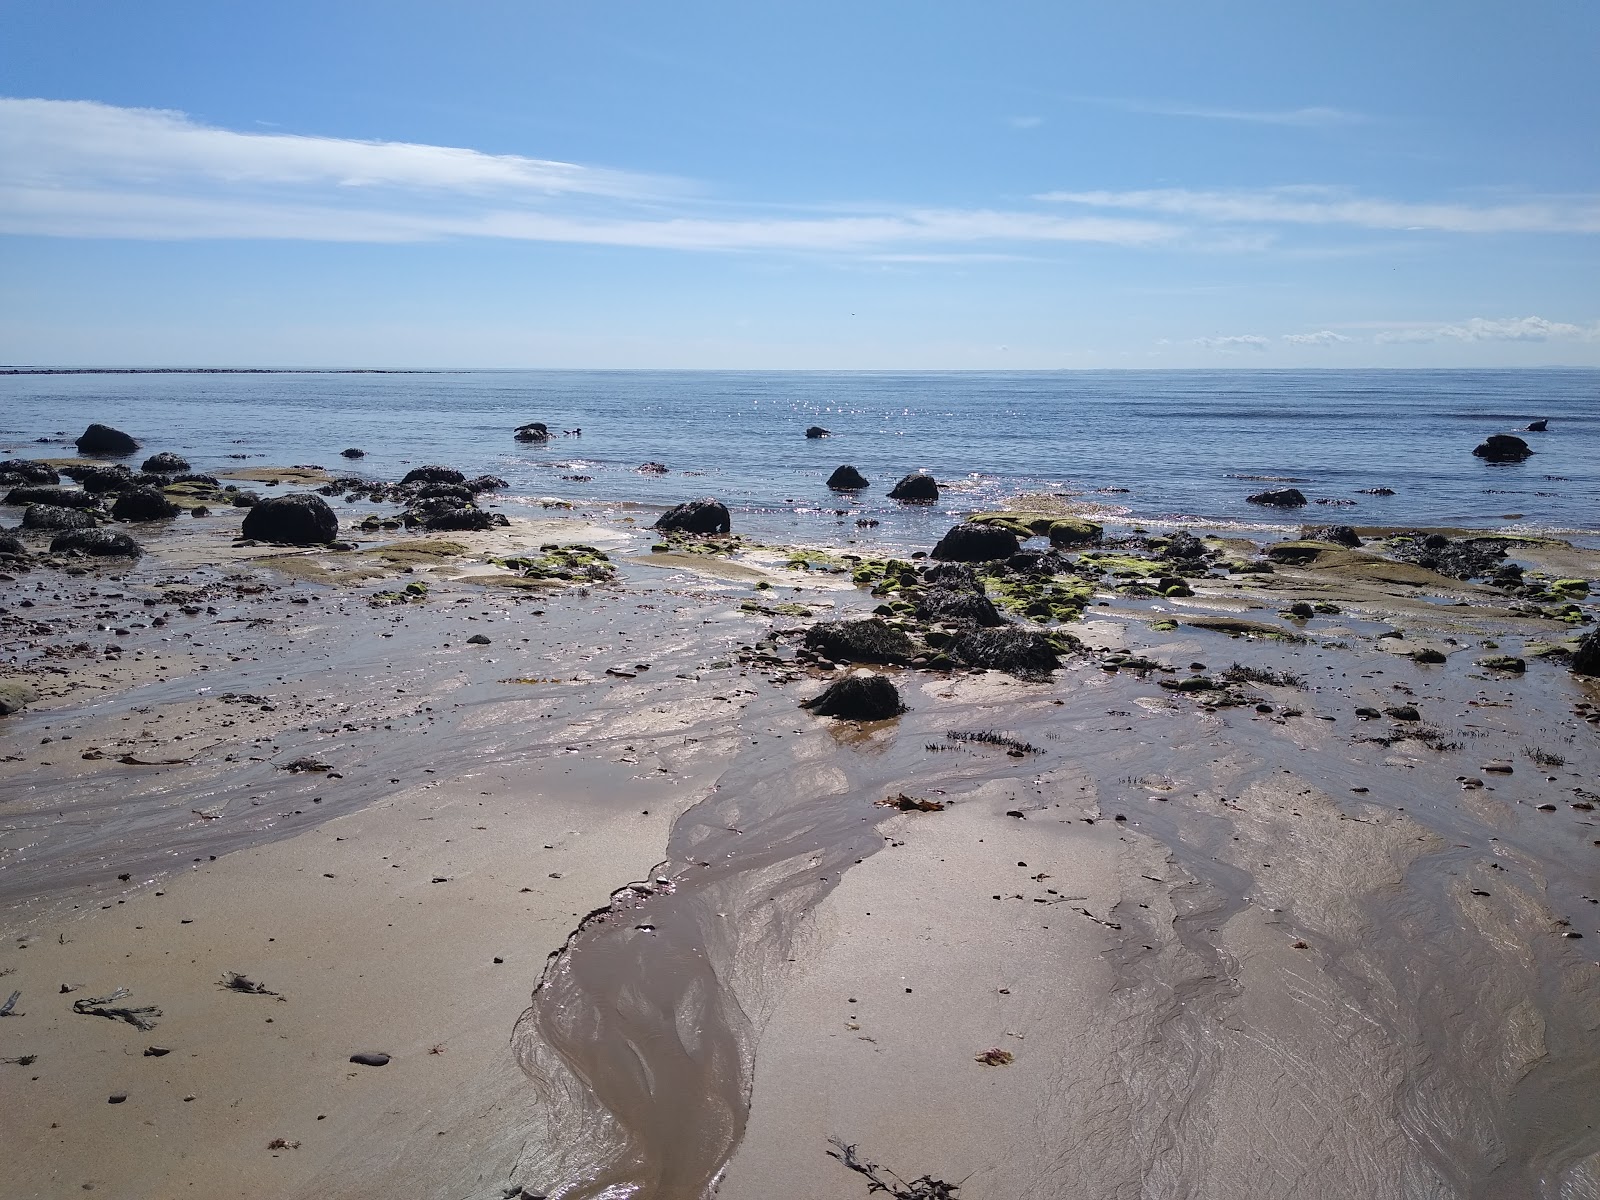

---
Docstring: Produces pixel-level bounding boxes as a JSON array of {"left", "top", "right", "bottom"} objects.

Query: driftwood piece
[
  {"left": 827, "top": 1137, "right": 962, "bottom": 1198},
  {"left": 220, "top": 972, "right": 281, "bottom": 996},
  {"left": 0, "top": 990, "right": 21, "bottom": 1016},
  {"left": 72, "top": 989, "right": 161, "bottom": 1031}
]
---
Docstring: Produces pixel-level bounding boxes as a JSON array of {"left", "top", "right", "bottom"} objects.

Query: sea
[{"left": 3, "top": 368, "right": 1597, "bottom": 549}]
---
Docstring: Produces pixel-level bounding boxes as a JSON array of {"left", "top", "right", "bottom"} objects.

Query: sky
[{"left": 1, "top": 1, "right": 1597, "bottom": 369}]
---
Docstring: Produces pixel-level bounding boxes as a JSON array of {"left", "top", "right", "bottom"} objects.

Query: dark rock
[
  {"left": 4, "top": 485, "right": 101, "bottom": 509},
  {"left": 140, "top": 452, "right": 190, "bottom": 474},
  {"left": 805, "top": 426, "right": 831, "bottom": 439},
  {"left": 1359, "top": 487, "right": 1397, "bottom": 496},
  {"left": 231, "top": 490, "right": 262, "bottom": 508},
  {"left": 1472, "top": 434, "right": 1532, "bottom": 462},
  {"left": 1303, "top": 524, "right": 1361, "bottom": 548},
  {"left": 424, "top": 507, "right": 500, "bottom": 532},
  {"left": 931, "top": 522, "right": 1020, "bottom": 562},
  {"left": 655, "top": 497, "right": 731, "bottom": 534},
  {"left": 1046, "top": 519, "right": 1103, "bottom": 546},
  {"left": 1385, "top": 705, "right": 1421, "bottom": 721},
  {"left": 400, "top": 465, "right": 466, "bottom": 487},
  {"left": 1572, "top": 630, "right": 1600, "bottom": 677},
  {"left": 111, "top": 487, "right": 180, "bottom": 522},
  {"left": 22, "top": 504, "right": 97, "bottom": 531},
  {"left": 1525, "top": 419, "right": 1548, "bottom": 432},
  {"left": 1411, "top": 648, "right": 1447, "bottom": 664},
  {"left": 465, "top": 475, "right": 508, "bottom": 493},
  {"left": 466, "top": 633, "right": 491, "bottom": 645},
  {"left": 107, "top": 1091, "right": 128, "bottom": 1104},
  {"left": 51, "top": 529, "right": 143, "bottom": 558},
  {"left": 801, "top": 674, "right": 904, "bottom": 720},
  {"left": 1246, "top": 488, "right": 1308, "bottom": 508},
  {"left": 921, "top": 561, "right": 984, "bottom": 591},
  {"left": 805, "top": 617, "right": 915, "bottom": 664},
  {"left": 341, "top": 447, "right": 366, "bottom": 458},
  {"left": 0, "top": 459, "right": 59, "bottom": 486},
  {"left": 514, "top": 422, "right": 550, "bottom": 442},
  {"left": 946, "top": 627, "right": 1069, "bottom": 680},
  {"left": 1387, "top": 533, "right": 1507, "bottom": 580},
  {"left": 75, "top": 423, "right": 140, "bottom": 456},
  {"left": 637, "top": 462, "right": 669, "bottom": 474},
  {"left": 826, "top": 465, "right": 869, "bottom": 490},
  {"left": 917, "top": 588, "right": 1005, "bottom": 627},
  {"left": 413, "top": 483, "right": 475, "bottom": 504},
  {"left": 241, "top": 493, "right": 339, "bottom": 544},
  {"left": 0, "top": 532, "right": 24, "bottom": 558},
  {"left": 888, "top": 473, "right": 939, "bottom": 503},
  {"left": 349, "top": 1052, "right": 391, "bottom": 1067},
  {"left": 66, "top": 464, "right": 136, "bottom": 494}
]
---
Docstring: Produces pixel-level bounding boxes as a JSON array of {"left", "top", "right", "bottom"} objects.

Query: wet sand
[{"left": 3, "top": 484, "right": 1599, "bottom": 1199}]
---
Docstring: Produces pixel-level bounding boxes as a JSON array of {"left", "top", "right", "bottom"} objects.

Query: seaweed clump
[
  {"left": 805, "top": 617, "right": 916, "bottom": 664},
  {"left": 945, "top": 627, "right": 1074, "bottom": 680},
  {"left": 802, "top": 674, "right": 905, "bottom": 720}
]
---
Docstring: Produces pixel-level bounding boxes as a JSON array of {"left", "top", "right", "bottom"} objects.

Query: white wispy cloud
[
  {"left": 0, "top": 96, "right": 1177, "bottom": 251},
  {"left": 1282, "top": 330, "right": 1352, "bottom": 346},
  {"left": 1007, "top": 115, "right": 1044, "bottom": 129},
  {"left": 1037, "top": 185, "right": 1600, "bottom": 235},
  {"left": 1125, "top": 102, "right": 1365, "bottom": 127},
  {"left": 1373, "top": 316, "right": 1600, "bottom": 344},
  {"left": 1192, "top": 334, "right": 1270, "bottom": 351}
]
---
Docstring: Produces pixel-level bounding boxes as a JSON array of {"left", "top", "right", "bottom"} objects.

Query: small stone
[
  {"left": 349, "top": 1052, "right": 390, "bottom": 1067},
  {"left": 466, "top": 634, "right": 491, "bottom": 645},
  {"left": 143, "top": 1046, "right": 170, "bottom": 1057},
  {"left": 108, "top": 1092, "right": 128, "bottom": 1104}
]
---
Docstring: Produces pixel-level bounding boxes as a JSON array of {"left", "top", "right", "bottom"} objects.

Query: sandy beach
[{"left": 3, "top": 454, "right": 1599, "bottom": 1200}]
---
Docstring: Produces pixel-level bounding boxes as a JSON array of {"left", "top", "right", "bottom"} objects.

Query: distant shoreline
[{"left": 0, "top": 367, "right": 439, "bottom": 376}]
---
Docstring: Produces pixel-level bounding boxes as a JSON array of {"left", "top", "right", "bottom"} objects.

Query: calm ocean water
[{"left": 3, "top": 369, "right": 1597, "bottom": 547}]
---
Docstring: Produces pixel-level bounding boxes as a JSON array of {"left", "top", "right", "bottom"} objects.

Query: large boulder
[
  {"left": 888, "top": 473, "right": 939, "bottom": 503},
  {"left": 1047, "top": 519, "right": 1102, "bottom": 547},
  {"left": 1246, "top": 488, "right": 1308, "bottom": 508},
  {"left": 4, "top": 485, "right": 100, "bottom": 509},
  {"left": 804, "top": 617, "right": 915, "bottom": 664},
  {"left": 946, "top": 627, "right": 1070, "bottom": 680},
  {"left": 826, "top": 465, "right": 869, "bottom": 490},
  {"left": 22, "top": 504, "right": 97, "bottom": 531},
  {"left": 400, "top": 465, "right": 466, "bottom": 487},
  {"left": 140, "top": 452, "right": 190, "bottom": 474},
  {"left": 241, "top": 493, "right": 339, "bottom": 544},
  {"left": 50, "top": 529, "right": 143, "bottom": 558},
  {"left": 931, "top": 522, "right": 1020, "bottom": 562},
  {"left": 111, "top": 486, "right": 180, "bottom": 522},
  {"left": 805, "top": 426, "right": 831, "bottom": 439},
  {"left": 917, "top": 587, "right": 1005, "bottom": 627},
  {"left": 0, "top": 460, "right": 59, "bottom": 486},
  {"left": 801, "top": 674, "right": 904, "bottom": 720},
  {"left": 75, "top": 423, "right": 140, "bottom": 456},
  {"left": 1473, "top": 434, "right": 1533, "bottom": 462},
  {"left": 1572, "top": 630, "right": 1600, "bottom": 677},
  {"left": 66, "top": 464, "right": 137, "bottom": 494},
  {"left": 655, "top": 497, "right": 731, "bottom": 534},
  {"left": 1302, "top": 524, "right": 1361, "bottom": 547},
  {"left": 514, "top": 422, "right": 550, "bottom": 442}
]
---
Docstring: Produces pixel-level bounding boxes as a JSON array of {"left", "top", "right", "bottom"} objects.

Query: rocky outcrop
[
  {"left": 400, "top": 465, "right": 466, "bottom": 487},
  {"left": 4, "top": 486, "right": 100, "bottom": 509},
  {"left": 888, "top": 473, "right": 939, "bottom": 503},
  {"left": 240, "top": 493, "right": 339, "bottom": 544},
  {"left": 1246, "top": 488, "right": 1308, "bottom": 508},
  {"left": 1472, "top": 434, "right": 1533, "bottom": 462},
  {"left": 801, "top": 674, "right": 904, "bottom": 720},
  {"left": 805, "top": 426, "right": 831, "bottom": 439},
  {"left": 804, "top": 617, "right": 915, "bottom": 664},
  {"left": 75, "top": 423, "right": 140, "bottom": 456},
  {"left": 140, "top": 452, "right": 190, "bottom": 474},
  {"left": 514, "top": 422, "right": 550, "bottom": 442},
  {"left": 111, "top": 487, "right": 180, "bottom": 522},
  {"left": 22, "top": 504, "right": 97, "bottom": 531},
  {"left": 931, "top": 522, "right": 1020, "bottom": 562},
  {"left": 0, "top": 460, "right": 59, "bottom": 486},
  {"left": 826, "top": 465, "right": 869, "bottom": 490},
  {"left": 50, "top": 529, "right": 143, "bottom": 558},
  {"left": 655, "top": 497, "right": 731, "bottom": 534},
  {"left": 1302, "top": 524, "right": 1361, "bottom": 547}
]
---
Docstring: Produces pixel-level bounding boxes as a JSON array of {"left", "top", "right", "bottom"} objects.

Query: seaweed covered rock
[
  {"left": 341, "top": 447, "right": 366, "bottom": 458},
  {"left": 1473, "top": 434, "right": 1532, "bottom": 463},
  {"left": 400, "top": 465, "right": 466, "bottom": 487},
  {"left": 922, "top": 560, "right": 984, "bottom": 590},
  {"left": 140, "top": 452, "right": 190, "bottom": 474},
  {"left": 946, "top": 627, "right": 1070, "bottom": 680},
  {"left": 111, "top": 487, "right": 179, "bottom": 522},
  {"left": 1573, "top": 630, "right": 1600, "bottom": 677},
  {"left": 655, "top": 497, "right": 731, "bottom": 534},
  {"left": 917, "top": 587, "right": 1005, "bottom": 627},
  {"left": 1047, "top": 519, "right": 1102, "bottom": 547},
  {"left": 931, "top": 522, "right": 1019, "bottom": 562},
  {"left": 805, "top": 426, "right": 831, "bottom": 439},
  {"left": 826, "top": 465, "right": 869, "bottom": 490},
  {"left": 22, "top": 504, "right": 97, "bottom": 531},
  {"left": 1302, "top": 524, "right": 1361, "bottom": 548},
  {"left": 0, "top": 459, "right": 59, "bottom": 486},
  {"left": 805, "top": 617, "right": 915, "bottom": 664},
  {"left": 50, "top": 529, "right": 142, "bottom": 558},
  {"left": 424, "top": 507, "right": 501, "bottom": 532},
  {"left": 1387, "top": 533, "right": 1508, "bottom": 580},
  {"left": 514, "top": 422, "right": 550, "bottom": 442},
  {"left": 231, "top": 490, "right": 262, "bottom": 507},
  {"left": 75, "top": 423, "right": 140, "bottom": 456},
  {"left": 4, "top": 485, "right": 101, "bottom": 509},
  {"left": 888, "top": 473, "right": 939, "bottom": 503},
  {"left": 66, "top": 464, "right": 137, "bottom": 494},
  {"left": 801, "top": 674, "right": 904, "bottom": 720},
  {"left": 465, "top": 474, "right": 508, "bottom": 493},
  {"left": 240, "top": 493, "right": 339, "bottom": 544},
  {"left": 1246, "top": 488, "right": 1307, "bottom": 508}
]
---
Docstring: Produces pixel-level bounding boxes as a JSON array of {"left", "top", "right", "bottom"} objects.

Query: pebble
[
  {"left": 349, "top": 1052, "right": 390, "bottom": 1067},
  {"left": 107, "top": 1092, "right": 127, "bottom": 1104}
]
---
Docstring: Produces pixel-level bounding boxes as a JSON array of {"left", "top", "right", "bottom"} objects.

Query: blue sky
[{"left": 2, "top": 0, "right": 1596, "bottom": 368}]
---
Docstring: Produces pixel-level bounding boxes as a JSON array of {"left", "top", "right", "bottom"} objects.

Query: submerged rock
[
  {"left": 1246, "top": 488, "right": 1308, "bottom": 508},
  {"left": 655, "top": 497, "right": 731, "bottom": 534},
  {"left": 240, "top": 493, "right": 339, "bottom": 544},
  {"left": 111, "top": 487, "right": 180, "bottom": 522},
  {"left": 341, "top": 447, "right": 366, "bottom": 458},
  {"left": 931, "top": 522, "right": 1019, "bottom": 562},
  {"left": 22, "top": 504, "right": 97, "bottom": 531},
  {"left": 888, "top": 473, "right": 939, "bottom": 503},
  {"left": 801, "top": 674, "right": 904, "bottom": 720},
  {"left": 400, "top": 465, "right": 466, "bottom": 487},
  {"left": 50, "top": 529, "right": 143, "bottom": 558},
  {"left": 637, "top": 462, "right": 669, "bottom": 474},
  {"left": 805, "top": 426, "right": 831, "bottom": 439},
  {"left": 946, "top": 627, "right": 1070, "bottom": 680},
  {"left": 514, "top": 422, "right": 550, "bottom": 442},
  {"left": 826, "top": 465, "right": 869, "bottom": 490},
  {"left": 1472, "top": 434, "right": 1532, "bottom": 462},
  {"left": 140, "top": 452, "right": 190, "bottom": 474},
  {"left": 75, "top": 423, "right": 140, "bottom": 456},
  {"left": 1525, "top": 419, "right": 1548, "bottom": 432},
  {"left": 805, "top": 617, "right": 915, "bottom": 664}
]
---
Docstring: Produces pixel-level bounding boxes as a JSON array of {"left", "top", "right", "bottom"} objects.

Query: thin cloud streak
[
  {"left": 1126, "top": 102, "right": 1365, "bottom": 127},
  {"left": 1373, "top": 316, "right": 1600, "bottom": 344},
  {"left": 1038, "top": 186, "right": 1600, "bottom": 235}
]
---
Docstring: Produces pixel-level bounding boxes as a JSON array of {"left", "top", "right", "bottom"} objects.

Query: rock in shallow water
[
  {"left": 111, "top": 486, "right": 179, "bottom": 522},
  {"left": 1472, "top": 434, "right": 1533, "bottom": 462},
  {"left": 1246, "top": 488, "right": 1308, "bottom": 508},
  {"left": 805, "top": 617, "right": 915, "bottom": 664},
  {"left": 887, "top": 472, "right": 939, "bottom": 503},
  {"left": 50, "top": 529, "right": 142, "bottom": 558},
  {"left": 140, "top": 452, "right": 190, "bottom": 474},
  {"left": 801, "top": 674, "right": 904, "bottom": 720},
  {"left": 825, "top": 465, "right": 868, "bottom": 490},
  {"left": 931, "top": 522, "right": 1019, "bottom": 562},
  {"left": 1572, "top": 630, "right": 1600, "bottom": 676},
  {"left": 75, "top": 423, "right": 140, "bottom": 456},
  {"left": 655, "top": 497, "right": 730, "bottom": 534}
]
